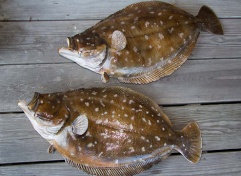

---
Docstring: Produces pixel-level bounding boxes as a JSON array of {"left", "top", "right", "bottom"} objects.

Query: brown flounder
[
  {"left": 58, "top": 1, "right": 223, "bottom": 84},
  {"left": 18, "top": 86, "right": 202, "bottom": 176}
]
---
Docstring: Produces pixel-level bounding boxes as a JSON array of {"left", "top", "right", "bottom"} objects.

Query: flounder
[
  {"left": 58, "top": 1, "right": 223, "bottom": 84},
  {"left": 18, "top": 86, "right": 202, "bottom": 176}
]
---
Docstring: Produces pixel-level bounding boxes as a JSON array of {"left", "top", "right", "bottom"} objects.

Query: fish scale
[
  {"left": 18, "top": 86, "right": 202, "bottom": 175},
  {"left": 59, "top": 1, "right": 223, "bottom": 84}
]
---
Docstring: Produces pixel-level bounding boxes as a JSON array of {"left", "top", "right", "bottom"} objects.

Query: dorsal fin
[
  {"left": 118, "top": 33, "right": 199, "bottom": 84},
  {"left": 72, "top": 114, "right": 88, "bottom": 135}
]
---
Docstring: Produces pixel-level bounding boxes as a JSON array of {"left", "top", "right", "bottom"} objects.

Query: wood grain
[
  {"left": 1, "top": 59, "right": 241, "bottom": 112},
  {"left": 1, "top": 104, "right": 240, "bottom": 164},
  {"left": 0, "top": 19, "right": 240, "bottom": 65},
  {"left": 1, "top": 151, "right": 240, "bottom": 176},
  {"left": 0, "top": 0, "right": 240, "bottom": 21}
]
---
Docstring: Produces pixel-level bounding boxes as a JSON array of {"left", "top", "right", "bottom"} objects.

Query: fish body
[
  {"left": 59, "top": 1, "right": 223, "bottom": 84},
  {"left": 18, "top": 86, "right": 202, "bottom": 175}
]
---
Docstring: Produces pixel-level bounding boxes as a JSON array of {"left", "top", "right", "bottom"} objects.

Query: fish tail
[
  {"left": 176, "top": 122, "right": 202, "bottom": 163},
  {"left": 196, "top": 5, "right": 224, "bottom": 35}
]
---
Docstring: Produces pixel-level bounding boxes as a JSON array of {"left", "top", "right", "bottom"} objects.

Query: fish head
[
  {"left": 58, "top": 32, "right": 107, "bottom": 72},
  {"left": 18, "top": 93, "right": 69, "bottom": 141}
]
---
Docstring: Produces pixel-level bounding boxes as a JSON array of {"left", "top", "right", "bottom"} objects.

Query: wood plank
[
  {"left": 0, "top": 0, "right": 240, "bottom": 21},
  {"left": 0, "top": 18, "right": 240, "bottom": 65},
  {"left": 1, "top": 151, "right": 240, "bottom": 176},
  {"left": 1, "top": 104, "right": 240, "bottom": 164},
  {"left": 1, "top": 59, "right": 241, "bottom": 112}
]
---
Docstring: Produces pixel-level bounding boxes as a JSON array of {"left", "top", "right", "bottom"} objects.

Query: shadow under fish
[
  {"left": 18, "top": 86, "right": 202, "bottom": 176},
  {"left": 58, "top": 1, "right": 223, "bottom": 84}
]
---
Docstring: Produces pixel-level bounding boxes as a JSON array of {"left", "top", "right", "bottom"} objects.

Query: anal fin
[{"left": 63, "top": 155, "right": 162, "bottom": 176}]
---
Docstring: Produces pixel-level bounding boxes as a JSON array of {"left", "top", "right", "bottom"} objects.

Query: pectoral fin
[
  {"left": 72, "top": 114, "right": 88, "bottom": 135},
  {"left": 111, "top": 30, "right": 127, "bottom": 51},
  {"left": 47, "top": 145, "right": 56, "bottom": 154}
]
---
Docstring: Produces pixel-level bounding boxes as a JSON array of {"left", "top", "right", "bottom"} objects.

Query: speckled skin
[
  {"left": 24, "top": 86, "right": 202, "bottom": 175},
  {"left": 59, "top": 1, "right": 223, "bottom": 84}
]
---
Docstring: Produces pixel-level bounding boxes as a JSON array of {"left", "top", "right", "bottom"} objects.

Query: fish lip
[
  {"left": 58, "top": 47, "right": 79, "bottom": 57},
  {"left": 18, "top": 100, "right": 34, "bottom": 118}
]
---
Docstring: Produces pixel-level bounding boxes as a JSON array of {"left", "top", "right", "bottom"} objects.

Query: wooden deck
[{"left": 0, "top": 0, "right": 241, "bottom": 175}]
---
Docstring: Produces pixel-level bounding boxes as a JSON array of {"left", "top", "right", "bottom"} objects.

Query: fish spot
[
  {"left": 127, "top": 139, "right": 132, "bottom": 143},
  {"left": 40, "top": 100, "right": 44, "bottom": 104},
  {"left": 85, "top": 102, "right": 90, "bottom": 106},
  {"left": 114, "top": 94, "right": 118, "bottom": 97},
  {"left": 131, "top": 26, "right": 136, "bottom": 30},
  {"left": 98, "top": 152, "right": 103, "bottom": 157},
  {"left": 149, "top": 45, "right": 153, "bottom": 49},
  {"left": 110, "top": 100, "right": 114, "bottom": 104},
  {"left": 149, "top": 11, "right": 155, "bottom": 14},
  {"left": 145, "top": 35, "right": 149, "bottom": 40},
  {"left": 100, "top": 101, "right": 105, "bottom": 107},
  {"left": 138, "top": 10, "right": 141, "bottom": 13},
  {"left": 164, "top": 143, "right": 167, "bottom": 147},
  {"left": 146, "top": 111, "right": 149, "bottom": 114},
  {"left": 96, "top": 119, "right": 102, "bottom": 124},
  {"left": 133, "top": 46, "right": 139, "bottom": 53},
  {"left": 131, "top": 116, "right": 135, "bottom": 120},
  {"left": 123, "top": 99, "right": 127, "bottom": 103},
  {"left": 169, "top": 15, "right": 173, "bottom": 20},
  {"left": 92, "top": 91, "right": 97, "bottom": 95},
  {"left": 124, "top": 114, "right": 128, "bottom": 117},
  {"left": 121, "top": 21, "right": 125, "bottom": 25},
  {"left": 103, "top": 94, "right": 107, "bottom": 98},
  {"left": 148, "top": 120, "right": 152, "bottom": 126},
  {"left": 179, "top": 33, "right": 184, "bottom": 38},
  {"left": 158, "top": 12, "right": 162, "bottom": 16},
  {"left": 155, "top": 136, "right": 161, "bottom": 141},
  {"left": 168, "top": 28, "right": 174, "bottom": 33},
  {"left": 121, "top": 107, "right": 125, "bottom": 110},
  {"left": 162, "top": 127, "right": 165, "bottom": 131},
  {"left": 145, "top": 21, "right": 150, "bottom": 27},
  {"left": 160, "top": 21, "right": 163, "bottom": 25},
  {"left": 125, "top": 58, "right": 128, "bottom": 61},
  {"left": 141, "top": 136, "right": 145, "bottom": 140},
  {"left": 171, "top": 47, "right": 174, "bottom": 51},
  {"left": 115, "top": 160, "right": 119, "bottom": 164},
  {"left": 130, "top": 124, "right": 133, "bottom": 130},
  {"left": 128, "top": 13, "right": 134, "bottom": 17},
  {"left": 101, "top": 26, "right": 106, "bottom": 30},
  {"left": 126, "top": 51, "right": 130, "bottom": 55},
  {"left": 87, "top": 143, "right": 93, "bottom": 148},
  {"left": 159, "top": 33, "right": 164, "bottom": 39},
  {"left": 169, "top": 133, "right": 172, "bottom": 136},
  {"left": 104, "top": 119, "right": 108, "bottom": 123},
  {"left": 142, "top": 118, "right": 147, "bottom": 122},
  {"left": 80, "top": 98, "right": 84, "bottom": 102},
  {"left": 129, "top": 147, "right": 135, "bottom": 153},
  {"left": 129, "top": 100, "right": 135, "bottom": 104},
  {"left": 52, "top": 106, "right": 55, "bottom": 109},
  {"left": 142, "top": 147, "right": 146, "bottom": 152},
  {"left": 150, "top": 145, "right": 153, "bottom": 148},
  {"left": 134, "top": 17, "right": 139, "bottom": 21}
]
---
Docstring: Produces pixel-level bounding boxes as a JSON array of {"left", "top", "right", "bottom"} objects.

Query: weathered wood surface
[
  {"left": 1, "top": 104, "right": 240, "bottom": 164},
  {"left": 1, "top": 151, "right": 241, "bottom": 176},
  {"left": 1, "top": 19, "right": 240, "bottom": 65},
  {"left": 0, "top": 0, "right": 241, "bottom": 175},
  {"left": 1, "top": 0, "right": 241, "bottom": 21},
  {"left": 1, "top": 59, "right": 241, "bottom": 112}
]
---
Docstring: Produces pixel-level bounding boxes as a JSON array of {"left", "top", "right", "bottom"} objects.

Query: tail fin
[
  {"left": 196, "top": 5, "right": 224, "bottom": 35},
  {"left": 176, "top": 122, "right": 202, "bottom": 163}
]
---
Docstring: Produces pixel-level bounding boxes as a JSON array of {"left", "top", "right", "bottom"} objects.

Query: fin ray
[{"left": 72, "top": 114, "right": 88, "bottom": 136}]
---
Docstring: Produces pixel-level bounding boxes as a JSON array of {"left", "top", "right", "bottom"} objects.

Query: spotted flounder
[
  {"left": 18, "top": 86, "right": 202, "bottom": 176},
  {"left": 58, "top": 1, "right": 223, "bottom": 84}
]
